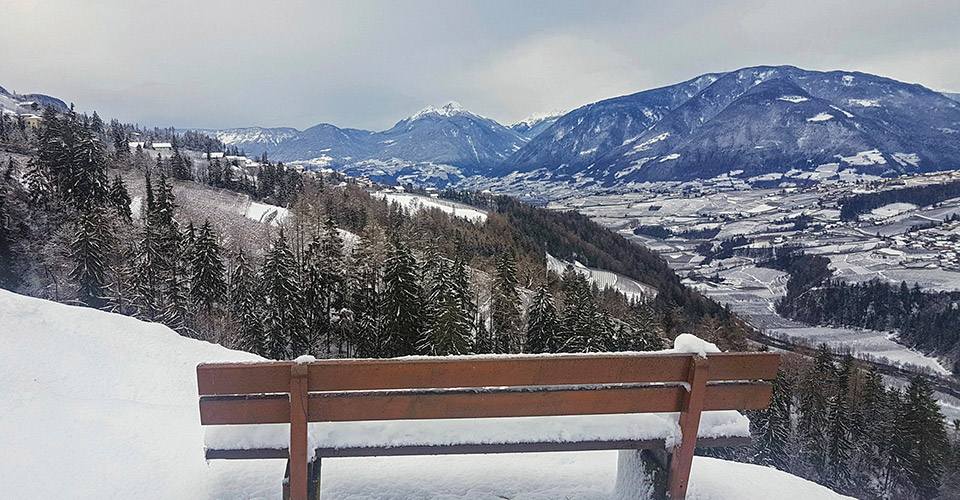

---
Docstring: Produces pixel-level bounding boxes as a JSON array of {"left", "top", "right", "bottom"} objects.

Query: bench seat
[{"left": 204, "top": 411, "right": 751, "bottom": 460}]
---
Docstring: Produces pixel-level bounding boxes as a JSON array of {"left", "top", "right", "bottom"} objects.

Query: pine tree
[
  {"left": 350, "top": 224, "right": 388, "bottom": 357},
  {"left": 902, "top": 377, "right": 949, "bottom": 497},
  {"left": 190, "top": 221, "right": 226, "bottom": 312},
  {"left": 525, "top": 284, "right": 560, "bottom": 353},
  {"left": 69, "top": 208, "right": 112, "bottom": 308},
  {"left": 489, "top": 253, "right": 521, "bottom": 353},
  {"left": 382, "top": 241, "right": 422, "bottom": 357},
  {"left": 318, "top": 218, "right": 345, "bottom": 353},
  {"left": 558, "top": 266, "right": 599, "bottom": 352},
  {"left": 229, "top": 250, "right": 265, "bottom": 356},
  {"left": 108, "top": 174, "right": 131, "bottom": 220},
  {"left": 623, "top": 304, "right": 666, "bottom": 351},
  {"left": 420, "top": 259, "right": 473, "bottom": 355},
  {"left": 753, "top": 370, "right": 794, "bottom": 470},
  {"left": 827, "top": 357, "right": 854, "bottom": 490},
  {"left": 261, "top": 230, "right": 305, "bottom": 359}
]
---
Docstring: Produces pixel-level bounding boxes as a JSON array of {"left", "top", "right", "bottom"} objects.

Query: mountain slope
[{"left": 496, "top": 65, "right": 960, "bottom": 187}]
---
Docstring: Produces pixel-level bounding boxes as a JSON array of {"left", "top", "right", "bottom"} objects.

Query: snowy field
[
  {"left": 0, "top": 289, "right": 853, "bottom": 500},
  {"left": 373, "top": 192, "right": 487, "bottom": 223},
  {"left": 546, "top": 252, "right": 658, "bottom": 302},
  {"left": 689, "top": 265, "right": 952, "bottom": 376}
]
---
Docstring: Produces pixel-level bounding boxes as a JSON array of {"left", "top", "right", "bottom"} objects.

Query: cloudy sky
[{"left": 1, "top": 0, "right": 958, "bottom": 131}]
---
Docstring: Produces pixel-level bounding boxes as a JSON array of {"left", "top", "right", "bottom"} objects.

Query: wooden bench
[{"left": 197, "top": 351, "right": 779, "bottom": 500}]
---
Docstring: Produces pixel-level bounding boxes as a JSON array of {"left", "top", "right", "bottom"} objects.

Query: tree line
[
  {"left": 762, "top": 248, "right": 960, "bottom": 375},
  {"left": 746, "top": 347, "right": 957, "bottom": 499}
]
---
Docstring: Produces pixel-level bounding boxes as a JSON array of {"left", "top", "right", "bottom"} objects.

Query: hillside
[{"left": 0, "top": 288, "right": 855, "bottom": 500}]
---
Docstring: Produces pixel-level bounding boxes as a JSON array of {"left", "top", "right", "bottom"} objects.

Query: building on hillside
[
  {"left": 207, "top": 152, "right": 225, "bottom": 159},
  {"left": 17, "top": 101, "right": 39, "bottom": 111},
  {"left": 152, "top": 142, "right": 172, "bottom": 150},
  {"left": 128, "top": 141, "right": 145, "bottom": 150},
  {"left": 20, "top": 114, "right": 42, "bottom": 130}
]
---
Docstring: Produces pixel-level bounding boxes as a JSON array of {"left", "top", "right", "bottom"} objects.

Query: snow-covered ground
[
  {"left": 546, "top": 252, "right": 657, "bottom": 302},
  {"left": 245, "top": 201, "right": 291, "bottom": 226},
  {"left": 373, "top": 192, "right": 487, "bottom": 223},
  {"left": 0, "top": 289, "right": 855, "bottom": 499}
]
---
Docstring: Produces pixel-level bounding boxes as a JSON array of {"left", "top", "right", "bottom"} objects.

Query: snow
[
  {"left": 777, "top": 96, "right": 809, "bottom": 103},
  {"left": 512, "top": 110, "right": 566, "bottom": 129},
  {"left": 245, "top": 201, "right": 291, "bottom": 226},
  {"left": 205, "top": 410, "right": 749, "bottom": 458},
  {"left": 373, "top": 192, "right": 487, "bottom": 224},
  {"left": 0, "top": 289, "right": 852, "bottom": 499},
  {"left": 848, "top": 98, "right": 880, "bottom": 107},
  {"left": 546, "top": 252, "right": 657, "bottom": 301},
  {"left": 865, "top": 202, "right": 917, "bottom": 220},
  {"left": 407, "top": 101, "right": 475, "bottom": 122},
  {"left": 672, "top": 334, "right": 720, "bottom": 358},
  {"left": 806, "top": 112, "right": 833, "bottom": 122},
  {"left": 838, "top": 149, "right": 886, "bottom": 166},
  {"left": 659, "top": 153, "right": 681, "bottom": 162}
]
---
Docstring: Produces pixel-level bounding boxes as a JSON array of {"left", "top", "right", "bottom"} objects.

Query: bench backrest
[{"left": 197, "top": 352, "right": 779, "bottom": 425}]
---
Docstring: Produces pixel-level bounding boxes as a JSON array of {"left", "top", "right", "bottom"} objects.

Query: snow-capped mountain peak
[
  {"left": 512, "top": 110, "right": 567, "bottom": 130},
  {"left": 406, "top": 101, "right": 476, "bottom": 122}
]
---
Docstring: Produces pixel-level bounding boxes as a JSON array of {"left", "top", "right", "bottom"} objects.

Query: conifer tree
[
  {"left": 902, "top": 377, "right": 949, "bottom": 497},
  {"left": 526, "top": 284, "right": 560, "bottom": 353},
  {"left": 489, "top": 253, "right": 521, "bottom": 353},
  {"left": 229, "top": 250, "right": 265, "bottom": 356},
  {"left": 190, "top": 221, "right": 226, "bottom": 312},
  {"left": 261, "top": 230, "right": 304, "bottom": 358},
  {"left": 753, "top": 370, "right": 794, "bottom": 470},
  {"left": 382, "top": 241, "right": 422, "bottom": 357},
  {"left": 108, "top": 174, "right": 131, "bottom": 220},
  {"left": 69, "top": 208, "right": 112, "bottom": 308},
  {"left": 350, "top": 224, "right": 387, "bottom": 357},
  {"left": 420, "top": 259, "right": 473, "bottom": 355}
]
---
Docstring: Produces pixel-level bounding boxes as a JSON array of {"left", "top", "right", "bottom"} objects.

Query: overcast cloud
[{"left": 1, "top": 0, "right": 958, "bottom": 131}]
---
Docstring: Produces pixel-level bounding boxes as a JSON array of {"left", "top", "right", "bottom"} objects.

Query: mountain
[
  {"left": 944, "top": 91, "right": 960, "bottom": 103},
  {"left": 208, "top": 67, "right": 960, "bottom": 190},
  {"left": 495, "top": 66, "right": 960, "bottom": 187},
  {"left": 211, "top": 102, "right": 524, "bottom": 184},
  {"left": 510, "top": 111, "right": 565, "bottom": 140}
]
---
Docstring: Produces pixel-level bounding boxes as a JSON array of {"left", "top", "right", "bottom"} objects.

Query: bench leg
[
  {"left": 283, "top": 455, "right": 321, "bottom": 499},
  {"left": 308, "top": 458, "right": 321, "bottom": 500},
  {"left": 666, "top": 356, "right": 708, "bottom": 499},
  {"left": 615, "top": 449, "right": 668, "bottom": 500}
]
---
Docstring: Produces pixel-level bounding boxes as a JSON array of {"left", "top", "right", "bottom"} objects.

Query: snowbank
[{"left": 0, "top": 289, "right": 849, "bottom": 499}]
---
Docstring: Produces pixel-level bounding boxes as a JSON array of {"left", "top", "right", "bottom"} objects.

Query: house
[
  {"left": 128, "top": 141, "right": 145, "bottom": 150},
  {"left": 20, "top": 114, "right": 42, "bottom": 130},
  {"left": 207, "top": 152, "right": 225, "bottom": 159},
  {"left": 153, "top": 142, "right": 172, "bottom": 150}
]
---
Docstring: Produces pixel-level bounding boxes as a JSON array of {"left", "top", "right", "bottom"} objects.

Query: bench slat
[
  {"left": 197, "top": 352, "right": 779, "bottom": 396},
  {"left": 203, "top": 436, "right": 754, "bottom": 460},
  {"left": 704, "top": 382, "right": 774, "bottom": 411},
  {"left": 201, "top": 385, "right": 687, "bottom": 424}
]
